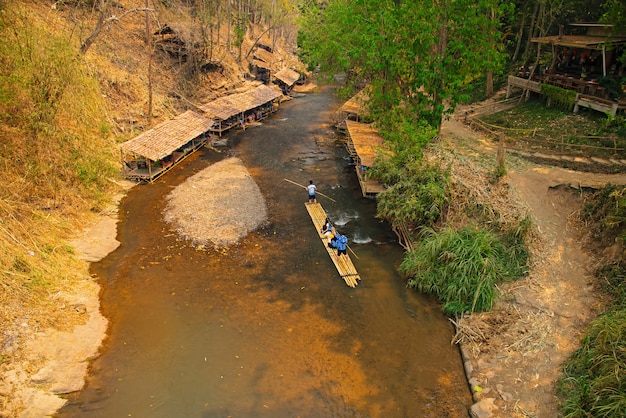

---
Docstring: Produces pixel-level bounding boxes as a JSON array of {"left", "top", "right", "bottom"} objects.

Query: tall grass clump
[
  {"left": 595, "top": 263, "right": 626, "bottom": 308},
  {"left": 556, "top": 186, "right": 626, "bottom": 417},
  {"left": 557, "top": 308, "right": 626, "bottom": 418},
  {"left": 0, "top": 5, "right": 118, "bottom": 335},
  {"left": 0, "top": 6, "right": 118, "bottom": 206},
  {"left": 375, "top": 162, "right": 449, "bottom": 227},
  {"left": 401, "top": 226, "right": 529, "bottom": 316}
]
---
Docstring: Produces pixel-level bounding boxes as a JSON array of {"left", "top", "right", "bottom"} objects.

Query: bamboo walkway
[{"left": 305, "top": 202, "right": 361, "bottom": 287}]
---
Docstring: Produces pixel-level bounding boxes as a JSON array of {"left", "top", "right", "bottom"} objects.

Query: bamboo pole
[
  {"left": 347, "top": 244, "right": 360, "bottom": 259},
  {"left": 283, "top": 178, "right": 336, "bottom": 203}
]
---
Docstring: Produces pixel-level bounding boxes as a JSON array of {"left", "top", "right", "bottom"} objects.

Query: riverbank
[
  {"left": 0, "top": 183, "right": 131, "bottom": 417},
  {"left": 1, "top": 156, "right": 271, "bottom": 416},
  {"left": 441, "top": 111, "right": 626, "bottom": 418}
]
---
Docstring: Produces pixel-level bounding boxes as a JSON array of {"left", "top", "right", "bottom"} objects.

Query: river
[{"left": 57, "top": 86, "right": 472, "bottom": 417}]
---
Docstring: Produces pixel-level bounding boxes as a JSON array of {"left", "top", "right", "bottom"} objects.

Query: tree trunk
[
  {"left": 485, "top": 70, "right": 493, "bottom": 97},
  {"left": 522, "top": 1, "right": 539, "bottom": 63},
  {"left": 146, "top": 0, "right": 152, "bottom": 125},
  {"left": 80, "top": 0, "right": 107, "bottom": 54},
  {"left": 511, "top": 3, "right": 527, "bottom": 64},
  {"left": 80, "top": 1, "right": 152, "bottom": 55},
  {"left": 434, "top": 23, "right": 447, "bottom": 130}
]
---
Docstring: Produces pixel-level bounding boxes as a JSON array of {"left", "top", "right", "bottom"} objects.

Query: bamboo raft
[{"left": 305, "top": 202, "right": 361, "bottom": 287}]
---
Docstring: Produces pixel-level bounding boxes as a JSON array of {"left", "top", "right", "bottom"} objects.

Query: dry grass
[{"left": 428, "top": 144, "right": 532, "bottom": 235}]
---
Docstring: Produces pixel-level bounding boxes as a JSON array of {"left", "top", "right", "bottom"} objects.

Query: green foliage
[
  {"left": 492, "top": 160, "right": 507, "bottom": 180},
  {"left": 601, "top": 0, "right": 626, "bottom": 64},
  {"left": 298, "top": 0, "right": 508, "bottom": 128},
  {"left": 232, "top": 17, "right": 247, "bottom": 48},
  {"left": 599, "top": 115, "right": 626, "bottom": 138},
  {"left": 557, "top": 308, "right": 626, "bottom": 418},
  {"left": 401, "top": 226, "right": 529, "bottom": 316},
  {"left": 374, "top": 113, "right": 438, "bottom": 175},
  {"left": 375, "top": 162, "right": 448, "bottom": 227},
  {"left": 599, "top": 76, "right": 625, "bottom": 100},
  {"left": 540, "top": 83, "right": 578, "bottom": 111}
]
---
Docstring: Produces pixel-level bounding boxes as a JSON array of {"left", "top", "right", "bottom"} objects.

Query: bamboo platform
[{"left": 305, "top": 202, "right": 361, "bottom": 287}]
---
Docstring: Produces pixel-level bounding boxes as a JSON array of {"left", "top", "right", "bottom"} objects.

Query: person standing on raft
[{"left": 307, "top": 180, "right": 317, "bottom": 204}]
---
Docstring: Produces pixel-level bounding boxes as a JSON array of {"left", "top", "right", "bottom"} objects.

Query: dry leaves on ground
[{"left": 164, "top": 157, "right": 268, "bottom": 248}]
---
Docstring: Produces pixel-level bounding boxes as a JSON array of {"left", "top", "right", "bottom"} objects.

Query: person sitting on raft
[{"left": 321, "top": 218, "right": 335, "bottom": 245}]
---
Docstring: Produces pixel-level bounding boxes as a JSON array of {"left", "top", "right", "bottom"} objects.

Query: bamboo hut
[
  {"left": 273, "top": 67, "right": 301, "bottom": 94},
  {"left": 345, "top": 120, "right": 388, "bottom": 197},
  {"left": 120, "top": 110, "right": 213, "bottom": 182},
  {"left": 336, "top": 86, "right": 370, "bottom": 131},
  {"left": 198, "top": 84, "right": 283, "bottom": 136},
  {"left": 507, "top": 23, "right": 626, "bottom": 116}
]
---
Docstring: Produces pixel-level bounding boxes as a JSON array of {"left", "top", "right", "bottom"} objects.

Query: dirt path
[{"left": 440, "top": 111, "right": 626, "bottom": 417}]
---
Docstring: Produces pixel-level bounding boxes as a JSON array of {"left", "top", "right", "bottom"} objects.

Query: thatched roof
[
  {"left": 199, "top": 85, "right": 282, "bottom": 120},
  {"left": 340, "top": 87, "right": 370, "bottom": 115},
  {"left": 120, "top": 110, "right": 213, "bottom": 161},
  {"left": 254, "top": 48, "right": 275, "bottom": 64},
  {"left": 274, "top": 67, "right": 300, "bottom": 87},
  {"left": 247, "top": 84, "right": 283, "bottom": 104},
  {"left": 251, "top": 58, "right": 271, "bottom": 70},
  {"left": 345, "top": 120, "right": 386, "bottom": 167},
  {"left": 199, "top": 97, "right": 242, "bottom": 120},
  {"left": 531, "top": 34, "right": 626, "bottom": 49}
]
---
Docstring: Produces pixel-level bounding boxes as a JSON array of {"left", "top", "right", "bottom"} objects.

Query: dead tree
[{"left": 80, "top": 0, "right": 152, "bottom": 54}]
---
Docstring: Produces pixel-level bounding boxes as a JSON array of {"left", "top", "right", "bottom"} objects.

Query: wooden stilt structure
[{"left": 305, "top": 202, "right": 361, "bottom": 287}]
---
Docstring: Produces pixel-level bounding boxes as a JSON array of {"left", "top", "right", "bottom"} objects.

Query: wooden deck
[
  {"left": 507, "top": 74, "right": 626, "bottom": 117},
  {"left": 304, "top": 202, "right": 361, "bottom": 287},
  {"left": 356, "top": 167, "right": 386, "bottom": 197}
]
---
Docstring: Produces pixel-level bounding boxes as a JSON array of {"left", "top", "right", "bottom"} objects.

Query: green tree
[{"left": 299, "top": 0, "right": 508, "bottom": 129}]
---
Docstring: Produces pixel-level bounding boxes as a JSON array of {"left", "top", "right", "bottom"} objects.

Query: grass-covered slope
[{"left": 0, "top": 3, "right": 118, "bottom": 335}]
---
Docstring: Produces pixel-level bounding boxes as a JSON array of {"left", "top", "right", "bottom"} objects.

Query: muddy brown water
[{"left": 57, "top": 87, "right": 472, "bottom": 417}]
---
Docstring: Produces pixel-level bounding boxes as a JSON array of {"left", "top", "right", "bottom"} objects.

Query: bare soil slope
[{"left": 440, "top": 108, "right": 626, "bottom": 418}]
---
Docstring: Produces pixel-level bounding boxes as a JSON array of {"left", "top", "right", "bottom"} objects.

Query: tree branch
[{"left": 80, "top": 7, "right": 153, "bottom": 54}]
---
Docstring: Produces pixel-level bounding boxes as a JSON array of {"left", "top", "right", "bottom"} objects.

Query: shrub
[
  {"left": 401, "top": 226, "right": 529, "bottom": 316},
  {"left": 375, "top": 162, "right": 448, "bottom": 227},
  {"left": 540, "top": 84, "right": 578, "bottom": 111},
  {"left": 583, "top": 184, "right": 626, "bottom": 244}
]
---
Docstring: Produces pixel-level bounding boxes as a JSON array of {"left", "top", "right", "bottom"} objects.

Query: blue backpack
[{"left": 335, "top": 234, "right": 348, "bottom": 250}]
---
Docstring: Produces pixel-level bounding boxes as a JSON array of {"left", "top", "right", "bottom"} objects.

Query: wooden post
[{"left": 497, "top": 134, "right": 505, "bottom": 172}]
